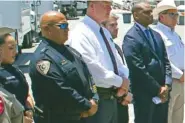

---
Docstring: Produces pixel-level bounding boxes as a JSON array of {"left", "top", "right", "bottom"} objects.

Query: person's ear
[{"left": 159, "top": 15, "right": 164, "bottom": 21}]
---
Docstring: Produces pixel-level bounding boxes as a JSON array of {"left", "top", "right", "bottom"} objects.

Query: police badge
[{"left": 36, "top": 60, "right": 51, "bottom": 75}]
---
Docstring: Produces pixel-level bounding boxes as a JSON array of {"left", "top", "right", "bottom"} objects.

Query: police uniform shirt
[
  {"left": 154, "top": 22, "right": 184, "bottom": 79},
  {"left": 68, "top": 15, "right": 129, "bottom": 88},
  {"left": 0, "top": 65, "right": 29, "bottom": 108},
  {"left": 30, "top": 38, "right": 95, "bottom": 112}
]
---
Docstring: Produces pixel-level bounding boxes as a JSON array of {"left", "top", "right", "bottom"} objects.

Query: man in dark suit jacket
[{"left": 122, "top": 2, "right": 172, "bottom": 123}]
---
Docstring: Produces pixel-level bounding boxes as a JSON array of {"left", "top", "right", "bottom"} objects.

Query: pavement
[{"left": 16, "top": 13, "right": 184, "bottom": 123}]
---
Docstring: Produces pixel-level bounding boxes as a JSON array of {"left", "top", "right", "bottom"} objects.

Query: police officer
[
  {"left": 0, "top": 27, "right": 24, "bottom": 123},
  {"left": 29, "top": 11, "right": 99, "bottom": 123},
  {"left": 0, "top": 28, "right": 34, "bottom": 123}
]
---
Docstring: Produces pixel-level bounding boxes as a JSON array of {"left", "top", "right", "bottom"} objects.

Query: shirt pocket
[
  {"left": 165, "top": 40, "right": 176, "bottom": 57},
  {"left": 11, "top": 94, "right": 24, "bottom": 118}
]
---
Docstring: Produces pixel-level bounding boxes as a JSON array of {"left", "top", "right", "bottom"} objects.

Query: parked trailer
[
  {"left": 0, "top": 0, "right": 55, "bottom": 55},
  {"left": 0, "top": 1, "right": 33, "bottom": 51}
]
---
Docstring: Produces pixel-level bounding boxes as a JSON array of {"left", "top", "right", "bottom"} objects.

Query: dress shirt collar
[
  {"left": 135, "top": 22, "right": 149, "bottom": 32},
  {"left": 156, "top": 22, "right": 175, "bottom": 33},
  {"left": 83, "top": 15, "right": 101, "bottom": 32}
]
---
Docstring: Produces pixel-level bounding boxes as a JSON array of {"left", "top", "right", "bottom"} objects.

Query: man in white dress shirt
[
  {"left": 102, "top": 13, "right": 130, "bottom": 123},
  {"left": 153, "top": 0, "right": 184, "bottom": 123},
  {"left": 68, "top": 0, "right": 131, "bottom": 123}
]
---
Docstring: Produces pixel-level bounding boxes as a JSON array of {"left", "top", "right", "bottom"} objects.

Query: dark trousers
[
  {"left": 84, "top": 98, "right": 118, "bottom": 123},
  {"left": 117, "top": 103, "right": 129, "bottom": 123},
  {"left": 134, "top": 99, "right": 169, "bottom": 123}
]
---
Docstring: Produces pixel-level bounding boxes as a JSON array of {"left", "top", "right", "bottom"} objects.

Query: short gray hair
[{"left": 101, "top": 13, "right": 119, "bottom": 26}]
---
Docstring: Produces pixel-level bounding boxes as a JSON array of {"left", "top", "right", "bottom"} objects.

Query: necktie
[
  {"left": 100, "top": 27, "right": 119, "bottom": 75},
  {"left": 145, "top": 29, "right": 155, "bottom": 51}
]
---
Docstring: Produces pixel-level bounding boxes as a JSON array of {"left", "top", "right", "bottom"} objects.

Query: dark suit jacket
[{"left": 122, "top": 24, "right": 172, "bottom": 102}]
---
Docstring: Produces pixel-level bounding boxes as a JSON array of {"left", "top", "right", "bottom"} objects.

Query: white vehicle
[
  {"left": 30, "top": 1, "right": 54, "bottom": 38},
  {"left": 76, "top": 1, "right": 87, "bottom": 16},
  {"left": 0, "top": 1, "right": 54, "bottom": 55},
  {"left": 0, "top": 1, "right": 32, "bottom": 49}
]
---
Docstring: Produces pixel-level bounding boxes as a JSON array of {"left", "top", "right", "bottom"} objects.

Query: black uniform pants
[{"left": 84, "top": 98, "right": 117, "bottom": 123}]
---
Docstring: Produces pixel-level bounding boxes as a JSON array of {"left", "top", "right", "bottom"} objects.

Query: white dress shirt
[
  {"left": 154, "top": 22, "right": 184, "bottom": 79},
  {"left": 68, "top": 15, "right": 129, "bottom": 88}
]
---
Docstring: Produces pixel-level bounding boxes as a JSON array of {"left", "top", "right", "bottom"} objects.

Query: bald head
[
  {"left": 132, "top": 2, "right": 153, "bottom": 27},
  {"left": 132, "top": 2, "right": 150, "bottom": 14},
  {"left": 40, "top": 11, "right": 69, "bottom": 45},
  {"left": 40, "top": 11, "right": 66, "bottom": 27}
]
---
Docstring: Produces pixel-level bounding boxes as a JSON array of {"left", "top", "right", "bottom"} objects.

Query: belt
[
  {"left": 47, "top": 109, "right": 81, "bottom": 120},
  {"left": 97, "top": 87, "right": 116, "bottom": 100}
]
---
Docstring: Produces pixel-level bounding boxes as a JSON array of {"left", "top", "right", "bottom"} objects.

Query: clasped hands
[
  {"left": 80, "top": 99, "right": 98, "bottom": 118},
  {"left": 116, "top": 78, "right": 132, "bottom": 106},
  {"left": 158, "top": 85, "right": 169, "bottom": 103},
  {"left": 24, "top": 110, "right": 34, "bottom": 123},
  {"left": 81, "top": 78, "right": 132, "bottom": 118}
]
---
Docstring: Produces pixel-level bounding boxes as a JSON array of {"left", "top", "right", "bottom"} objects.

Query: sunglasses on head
[{"left": 56, "top": 23, "right": 68, "bottom": 29}]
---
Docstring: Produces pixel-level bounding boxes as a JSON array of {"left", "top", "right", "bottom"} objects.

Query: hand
[
  {"left": 117, "top": 78, "right": 130, "bottom": 97},
  {"left": 159, "top": 86, "right": 168, "bottom": 103},
  {"left": 121, "top": 92, "right": 133, "bottom": 106},
  {"left": 24, "top": 115, "right": 33, "bottom": 123},
  {"left": 117, "top": 88, "right": 127, "bottom": 97},
  {"left": 180, "top": 73, "right": 184, "bottom": 83},
  {"left": 25, "top": 110, "right": 33, "bottom": 119},
  {"left": 26, "top": 94, "right": 35, "bottom": 109},
  {"left": 80, "top": 99, "right": 98, "bottom": 118}
]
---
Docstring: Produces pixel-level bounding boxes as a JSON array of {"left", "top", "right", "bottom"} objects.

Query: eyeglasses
[
  {"left": 56, "top": 23, "right": 68, "bottom": 29},
  {"left": 168, "top": 12, "right": 179, "bottom": 18},
  {"left": 162, "top": 12, "right": 179, "bottom": 18}
]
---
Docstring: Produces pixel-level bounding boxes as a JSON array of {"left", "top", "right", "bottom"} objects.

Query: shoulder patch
[{"left": 36, "top": 60, "right": 51, "bottom": 75}]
